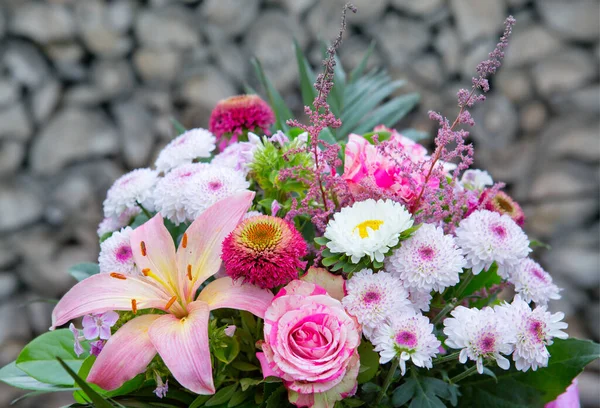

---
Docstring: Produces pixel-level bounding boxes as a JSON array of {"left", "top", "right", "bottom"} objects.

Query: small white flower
[
  {"left": 387, "top": 224, "right": 466, "bottom": 293},
  {"left": 372, "top": 312, "right": 440, "bottom": 375},
  {"left": 98, "top": 227, "right": 137, "bottom": 275},
  {"left": 97, "top": 208, "right": 140, "bottom": 237},
  {"left": 443, "top": 306, "right": 515, "bottom": 374},
  {"left": 508, "top": 258, "right": 561, "bottom": 306},
  {"left": 324, "top": 199, "right": 414, "bottom": 264},
  {"left": 407, "top": 289, "right": 432, "bottom": 313},
  {"left": 460, "top": 169, "right": 493, "bottom": 191},
  {"left": 496, "top": 297, "right": 568, "bottom": 372},
  {"left": 211, "top": 141, "right": 256, "bottom": 175},
  {"left": 103, "top": 169, "right": 158, "bottom": 219},
  {"left": 342, "top": 269, "right": 412, "bottom": 338},
  {"left": 155, "top": 128, "right": 216, "bottom": 173},
  {"left": 455, "top": 210, "right": 531, "bottom": 278}
]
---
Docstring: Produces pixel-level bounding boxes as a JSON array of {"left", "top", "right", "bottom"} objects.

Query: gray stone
[
  {"left": 0, "top": 302, "right": 30, "bottom": 345},
  {"left": 214, "top": 45, "right": 249, "bottom": 84},
  {"left": 9, "top": 2, "right": 75, "bottom": 43},
  {"left": 45, "top": 174, "right": 95, "bottom": 226},
  {"left": 525, "top": 196, "right": 598, "bottom": 237},
  {"left": 75, "top": 0, "right": 132, "bottom": 58},
  {"left": 537, "top": 0, "right": 600, "bottom": 42},
  {"left": 520, "top": 102, "right": 547, "bottom": 133},
  {"left": 434, "top": 26, "right": 462, "bottom": 75},
  {"left": 504, "top": 25, "right": 564, "bottom": 68},
  {"left": 369, "top": 15, "right": 430, "bottom": 67},
  {"left": 135, "top": 7, "right": 200, "bottom": 49},
  {"left": 0, "top": 7, "right": 5, "bottom": 40},
  {"left": 471, "top": 95, "right": 519, "bottom": 149},
  {"left": 546, "top": 247, "right": 599, "bottom": 288},
  {"left": 0, "top": 240, "right": 17, "bottom": 270},
  {"left": 344, "top": 0, "right": 388, "bottom": 23},
  {"left": 409, "top": 54, "right": 444, "bottom": 87},
  {"left": 450, "top": 0, "right": 505, "bottom": 43},
  {"left": 24, "top": 293, "right": 54, "bottom": 335},
  {"left": 0, "top": 141, "right": 25, "bottom": 176},
  {"left": 107, "top": 0, "right": 137, "bottom": 33},
  {"left": 339, "top": 37, "right": 383, "bottom": 74},
  {"left": 550, "top": 85, "right": 600, "bottom": 116},
  {"left": 111, "top": 101, "right": 156, "bottom": 168},
  {"left": 579, "top": 371, "right": 600, "bottom": 408},
  {"left": 133, "top": 48, "right": 182, "bottom": 83},
  {"left": 0, "top": 273, "right": 18, "bottom": 300},
  {"left": 0, "top": 79, "right": 19, "bottom": 108},
  {"left": 544, "top": 118, "right": 600, "bottom": 162},
  {"left": 391, "top": 0, "right": 444, "bottom": 15},
  {"left": 0, "top": 103, "right": 32, "bottom": 142},
  {"left": 46, "top": 43, "right": 87, "bottom": 82},
  {"left": 306, "top": 0, "right": 346, "bottom": 44},
  {"left": 91, "top": 59, "right": 135, "bottom": 98},
  {"left": 496, "top": 68, "right": 533, "bottom": 103},
  {"left": 64, "top": 85, "right": 105, "bottom": 106},
  {"left": 178, "top": 68, "right": 236, "bottom": 110},
  {"left": 200, "top": 0, "right": 259, "bottom": 37},
  {"left": 134, "top": 88, "right": 173, "bottom": 113},
  {"left": 280, "top": 0, "right": 316, "bottom": 15},
  {"left": 30, "top": 108, "right": 119, "bottom": 175},
  {"left": 0, "top": 182, "right": 43, "bottom": 232},
  {"left": 3, "top": 41, "right": 50, "bottom": 88},
  {"left": 461, "top": 39, "right": 496, "bottom": 79},
  {"left": 31, "top": 79, "right": 62, "bottom": 124},
  {"left": 532, "top": 50, "right": 597, "bottom": 97}
]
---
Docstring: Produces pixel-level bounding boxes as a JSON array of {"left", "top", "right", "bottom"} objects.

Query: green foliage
[
  {"left": 69, "top": 262, "right": 100, "bottom": 282},
  {"left": 357, "top": 341, "right": 380, "bottom": 384},
  {"left": 0, "top": 361, "right": 77, "bottom": 392},
  {"left": 391, "top": 372, "right": 459, "bottom": 408},
  {"left": 56, "top": 357, "right": 113, "bottom": 408}
]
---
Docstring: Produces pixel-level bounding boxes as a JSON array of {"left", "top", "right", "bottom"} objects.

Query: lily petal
[
  {"left": 87, "top": 314, "right": 160, "bottom": 390},
  {"left": 148, "top": 301, "right": 215, "bottom": 395},
  {"left": 51, "top": 273, "right": 171, "bottom": 329},
  {"left": 197, "top": 277, "right": 274, "bottom": 318},
  {"left": 177, "top": 191, "right": 254, "bottom": 301},
  {"left": 130, "top": 213, "right": 178, "bottom": 294}
]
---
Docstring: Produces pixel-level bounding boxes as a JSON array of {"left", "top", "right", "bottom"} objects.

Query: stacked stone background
[{"left": 0, "top": 0, "right": 598, "bottom": 406}]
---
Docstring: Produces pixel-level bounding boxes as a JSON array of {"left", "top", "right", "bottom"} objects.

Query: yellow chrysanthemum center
[
  {"left": 353, "top": 220, "right": 384, "bottom": 239},
  {"left": 240, "top": 218, "right": 283, "bottom": 252}
]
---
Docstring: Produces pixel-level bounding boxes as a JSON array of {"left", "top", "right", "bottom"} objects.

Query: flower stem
[
  {"left": 432, "top": 270, "right": 474, "bottom": 325},
  {"left": 432, "top": 300, "right": 457, "bottom": 325},
  {"left": 449, "top": 365, "right": 478, "bottom": 384},
  {"left": 136, "top": 201, "right": 152, "bottom": 219},
  {"left": 374, "top": 358, "right": 399, "bottom": 407},
  {"left": 454, "top": 269, "right": 474, "bottom": 299},
  {"left": 433, "top": 351, "right": 461, "bottom": 365}
]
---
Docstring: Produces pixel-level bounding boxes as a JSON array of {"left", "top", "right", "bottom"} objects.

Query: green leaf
[
  {"left": 265, "top": 385, "right": 288, "bottom": 408},
  {"left": 294, "top": 39, "right": 317, "bottom": 107},
  {"left": 400, "top": 129, "right": 429, "bottom": 142},
  {"left": 240, "top": 377, "right": 263, "bottom": 391},
  {"left": 16, "top": 329, "right": 89, "bottom": 386},
  {"left": 459, "top": 263, "right": 501, "bottom": 299},
  {"left": 231, "top": 361, "right": 259, "bottom": 372},
  {"left": 228, "top": 388, "right": 252, "bottom": 407},
  {"left": 392, "top": 378, "right": 417, "bottom": 407},
  {"left": 357, "top": 341, "right": 379, "bottom": 384},
  {"left": 190, "top": 395, "right": 212, "bottom": 408},
  {"left": 460, "top": 338, "right": 600, "bottom": 406},
  {"left": 68, "top": 262, "right": 100, "bottom": 282},
  {"left": 321, "top": 256, "right": 339, "bottom": 267},
  {"left": 0, "top": 361, "right": 77, "bottom": 392},
  {"left": 319, "top": 127, "right": 337, "bottom": 144},
  {"left": 56, "top": 357, "right": 113, "bottom": 408},
  {"left": 409, "top": 393, "right": 446, "bottom": 408},
  {"left": 352, "top": 93, "right": 420, "bottom": 135},
  {"left": 349, "top": 41, "right": 376, "bottom": 83},
  {"left": 170, "top": 117, "right": 187, "bottom": 136},
  {"left": 530, "top": 240, "right": 551, "bottom": 250},
  {"left": 206, "top": 384, "right": 238, "bottom": 406},
  {"left": 213, "top": 336, "right": 240, "bottom": 364},
  {"left": 251, "top": 58, "right": 293, "bottom": 132}
]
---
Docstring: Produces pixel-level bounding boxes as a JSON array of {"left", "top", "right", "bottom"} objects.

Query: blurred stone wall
[{"left": 0, "top": 0, "right": 598, "bottom": 406}]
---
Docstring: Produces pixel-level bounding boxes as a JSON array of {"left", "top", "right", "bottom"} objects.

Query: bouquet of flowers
[{"left": 1, "top": 5, "right": 598, "bottom": 408}]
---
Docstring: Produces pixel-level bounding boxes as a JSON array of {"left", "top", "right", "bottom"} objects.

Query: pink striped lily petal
[
  {"left": 51, "top": 273, "right": 171, "bottom": 329},
  {"left": 87, "top": 314, "right": 160, "bottom": 390},
  {"left": 148, "top": 301, "right": 215, "bottom": 395},
  {"left": 130, "top": 213, "right": 179, "bottom": 293},
  {"left": 197, "top": 277, "right": 274, "bottom": 318},
  {"left": 176, "top": 191, "right": 254, "bottom": 300}
]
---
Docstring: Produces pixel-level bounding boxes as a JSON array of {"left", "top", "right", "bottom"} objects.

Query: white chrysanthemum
[
  {"left": 103, "top": 169, "right": 158, "bottom": 219},
  {"left": 508, "top": 258, "right": 561, "bottom": 306},
  {"left": 443, "top": 306, "right": 515, "bottom": 374},
  {"left": 243, "top": 210, "right": 263, "bottom": 219},
  {"left": 155, "top": 128, "right": 216, "bottom": 173},
  {"left": 324, "top": 199, "right": 414, "bottom": 264},
  {"left": 153, "top": 163, "right": 249, "bottom": 225},
  {"left": 97, "top": 208, "right": 140, "bottom": 237},
  {"left": 455, "top": 210, "right": 531, "bottom": 278},
  {"left": 386, "top": 224, "right": 466, "bottom": 293},
  {"left": 342, "top": 269, "right": 412, "bottom": 339},
  {"left": 496, "top": 297, "right": 568, "bottom": 372},
  {"left": 460, "top": 169, "right": 493, "bottom": 190},
  {"left": 211, "top": 141, "right": 256, "bottom": 175},
  {"left": 98, "top": 227, "right": 138, "bottom": 275},
  {"left": 372, "top": 312, "right": 441, "bottom": 375},
  {"left": 407, "top": 289, "right": 432, "bottom": 313}
]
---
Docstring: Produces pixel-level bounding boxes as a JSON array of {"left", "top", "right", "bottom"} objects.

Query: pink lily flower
[{"left": 50, "top": 192, "right": 274, "bottom": 394}]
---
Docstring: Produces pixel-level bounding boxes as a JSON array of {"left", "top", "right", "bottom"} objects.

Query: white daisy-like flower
[
  {"left": 496, "top": 297, "right": 568, "bottom": 372},
  {"left": 407, "top": 289, "right": 432, "bottom": 313},
  {"left": 342, "top": 269, "right": 412, "bottom": 339},
  {"left": 211, "top": 141, "right": 256, "bottom": 175},
  {"left": 443, "top": 306, "right": 515, "bottom": 374},
  {"left": 460, "top": 169, "right": 493, "bottom": 191},
  {"left": 386, "top": 224, "right": 466, "bottom": 293},
  {"left": 155, "top": 128, "right": 216, "bottom": 173},
  {"left": 324, "top": 199, "right": 414, "bottom": 264},
  {"left": 97, "top": 208, "right": 140, "bottom": 237},
  {"left": 454, "top": 210, "right": 531, "bottom": 278},
  {"left": 103, "top": 168, "right": 158, "bottom": 219},
  {"left": 153, "top": 163, "right": 249, "bottom": 225},
  {"left": 508, "top": 258, "right": 561, "bottom": 306},
  {"left": 243, "top": 210, "right": 263, "bottom": 219},
  {"left": 372, "top": 312, "right": 441, "bottom": 375},
  {"left": 98, "top": 227, "right": 138, "bottom": 275}
]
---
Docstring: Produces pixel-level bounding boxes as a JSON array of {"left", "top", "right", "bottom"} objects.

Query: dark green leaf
[
  {"left": 409, "top": 393, "right": 446, "bottom": 408},
  {"left": 529, "top": 240, "right": 551, "bottom": 250},
  {"left": 68, "top": 263, "right": 100, "bottom": 282},
  {"left": 392, "top": 378, "right": 417, "bottom": 407},
  {"left": 0, "top": 361, "right": 77, "bottom": 392},
  {"left": 239, "top": 377, "right": 263, "bottom": 391},
  {"left": 294, "top": 39, "right": 316, "bottom": 107},
  {"left": 213, "top": 336, "right": 240, "bottom": 364},
  {"left": 170, "top": 117, "right": 187, "bottom": 136},
  {"left": 251, "top": 58, "right": 293, "bottom": 132},
  {"left": 205, "top": 384, "right": 238, "bottom": 406},
  {"left": 230, "top": 361, "right": 259, "bottom": 372},
  {"left": 190, "top": 395, "right": 212, "bottom": 408},
  {"left": 265, "top": 385, "right": 288, "bottom": 408},
  {"left": 228, "top": 388, "right": 252, "bottom": 407},
  {"left": 459, "top": 263, "right": 501, "bottom": 299},
  {"left": 352, "top": 93, "right": 420, "bottom": 135},
  {"left": 400, "top": 129, "right": 429, "bottom": 142},
  {"left": 349, "top": 41, "right": 376, "bottom": 83},
  {"left": 321, "top": 256, "right": 339, "bottom": 267},
  {"left": 357, "top": 341, "right": 379, "bottom": 384},
  {"left": 56, "top": 357, "right": 113, "bottom": 408}
]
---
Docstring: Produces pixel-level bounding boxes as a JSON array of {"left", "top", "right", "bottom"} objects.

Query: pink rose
[{"left": 257, "top": 278, "right": 361, "bottom": 408}]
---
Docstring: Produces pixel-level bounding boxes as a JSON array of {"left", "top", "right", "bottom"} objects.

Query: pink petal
[
  {"left": 83, "top": 325, "right": 99, "bottom": 340},
  {"left": 51, "top": 273, "right": 172, "bottom": 329},
  {"left": 176, "top": 191, "right": 255, "bottom": 301},
  {"left": 148, "top": 301, "right": 215, "bottom": 395},
  {"left": 101, "top": 311, "right": 119, "bottom": 326},
  {"left": 197, "top": 277, "right": 274, "bottom": 318},
  {"left": 300, "top": 268, "right": 346, "bottom": 301},
  {"left": 99, "top": 325, "right": 112, "bottom": 340},
  {"left": 88, "top": 314, "right": 160, "bottom": 390},
  {"left": 256, "top": 352, "right": 278, "bottom": 379},
  {"left": 130, "top": 213, "right": 178, "bottom": 293}
]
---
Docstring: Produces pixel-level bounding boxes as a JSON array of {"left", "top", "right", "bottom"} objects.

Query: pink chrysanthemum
[
  {"left": 209, "top": 95, "right": 275, "bottom": 150},
  {"left": 480, "top": 189, "right": 525, "bottom": 226},
  {"left": 508, "top": 258, "right": 561, "bottom": 306},
  {"left": 221, "top": 215, "right": 307, "bottom": 289}
]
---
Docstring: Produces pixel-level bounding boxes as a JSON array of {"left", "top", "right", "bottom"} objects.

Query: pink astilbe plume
[{"left": 282, "top": 3, "right": 357, "bottom": 232}]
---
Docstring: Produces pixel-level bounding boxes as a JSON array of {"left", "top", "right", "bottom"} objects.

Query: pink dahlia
[
  {"left": 209, "top": 94, "right": 275, "bottom": 150},
  {"left": 221, "top": 215, "right": 307, "bottom": 289},
  {"left": 480, "top": 189, "right": 525, "bottom": 226}
]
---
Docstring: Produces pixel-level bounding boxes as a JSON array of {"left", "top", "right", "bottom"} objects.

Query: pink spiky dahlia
[
  {"left": 209, "top": 95, "right": 275, "bottom": 150},
  {"left": 480, "top": 189, "right": 525, "bottom": 226},
  {"left": 221, "top": 215, "right": 307, "bottom": 289}
]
